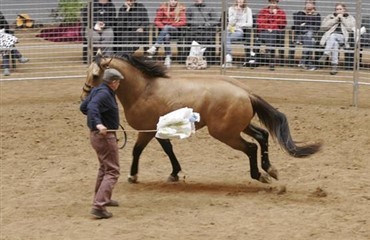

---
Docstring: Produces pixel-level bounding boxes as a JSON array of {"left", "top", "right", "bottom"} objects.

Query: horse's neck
[{"left": 109, "top": 59, "right": 148, "bottom": 108}]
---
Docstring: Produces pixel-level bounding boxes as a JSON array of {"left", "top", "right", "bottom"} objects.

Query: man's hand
[{"left": 96, "top": 124, "right": 107, "bottom": 135}]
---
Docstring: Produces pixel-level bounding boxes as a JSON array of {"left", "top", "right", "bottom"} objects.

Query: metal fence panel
[{"left": 1, "top": 0, "right": 369, "bottom": 106}]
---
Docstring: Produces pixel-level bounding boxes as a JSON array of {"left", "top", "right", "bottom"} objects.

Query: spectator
[
  {"left": 318, "top": 2, "right": 355, "bottom": 75},
  {"left": 115, "top": 0, "right": 149, "bottom": 55},
  {"left": 81, "top": 0, "right": 117, "bottom": 56},
  {"left": 146, "top": 0, "right": 187, "bottom": 68},
  {"left": 186, "top": 0, "right": 220, "bottom": 66},
  {"left": 294, "top": 0, "right": 321, "bottom": 71},
  {"left": 256, "top": 0, "right": 287, "bottom": 70},
  {"left": 225, "top": 0, "right": 253, "bottom": 67},
  {"left": 0, "top": 11, "right": 29, "bottom": 76}
]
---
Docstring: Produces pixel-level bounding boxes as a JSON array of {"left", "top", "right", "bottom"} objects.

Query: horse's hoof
[
  {"left": 259, "top": 172, "right": 272, "bottom": 184},
  {"left": 267, "top": 166, "right": 279, "bottom": 180},
  {"left": 128, "top": 175, "right": 138, "bottom": 184},
  {"left": 167, "top": 175, "right": 179, "bottom": 182}
]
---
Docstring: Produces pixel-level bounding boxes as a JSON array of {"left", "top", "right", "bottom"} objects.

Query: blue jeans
[
  {"left": 226, "top": 30, "right": 244, "bottom": 55},
  {"left": 155, "top": 25, "right": 179, "bottom": 56},
  {"left": 2, "top": 48, "right": 22, "bottom": 69},
  {"left": 300, "top": 30, "right": 316, "bottom": 65},
  {"left": 258, "top": 30, "right": 285, "bottom": 62},
  {"left": 86, "top": 27, "right": 115, "bottom": 56},
  {"left": 324, "top": 33, "right": 345, "bottom": 65}
]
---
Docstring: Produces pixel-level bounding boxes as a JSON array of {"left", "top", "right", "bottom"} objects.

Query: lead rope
[{"left": 107, "top": 129, "right": 157, "bottom": 133}]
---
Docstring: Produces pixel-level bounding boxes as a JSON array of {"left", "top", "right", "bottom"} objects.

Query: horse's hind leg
[
  {"left": 129, "top": 132, "right": 155, "bottom": 183},
  {"left": 244, "top": 124, "right": 278, "bottom": 180},
  {"left": 156, "top": 138, "right": 182, "bottom": 182},
  {"left": 211, "top": 132, "right": 268, "bottom": 183}
]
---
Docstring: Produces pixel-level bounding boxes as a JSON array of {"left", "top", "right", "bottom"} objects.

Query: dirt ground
[{"left": 1, "top": 73, "right": 369, "bottom": 240}]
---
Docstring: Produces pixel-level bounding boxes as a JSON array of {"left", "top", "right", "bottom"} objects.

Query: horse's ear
[{"left": 95, "top": 49, "right": 103, "bottom": 66}]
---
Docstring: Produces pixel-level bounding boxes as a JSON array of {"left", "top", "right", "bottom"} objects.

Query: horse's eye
[{"left": 92, "top": 75, "right": 100, "bottom": 82}]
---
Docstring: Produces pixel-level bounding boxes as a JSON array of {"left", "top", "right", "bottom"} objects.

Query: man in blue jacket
[{"left": 80, "top": 68, "right": 124, "bottom": 219}]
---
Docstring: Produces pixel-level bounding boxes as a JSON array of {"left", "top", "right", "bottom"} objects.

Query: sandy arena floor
[{"left": 1, "top": 74, "right": 369, "bottom": 240}]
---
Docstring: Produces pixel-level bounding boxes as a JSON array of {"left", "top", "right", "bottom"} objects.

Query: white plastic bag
[
  {"left": 155, "top": 107, "right": 200, "bottom": 139},
  {"left": 187, "top": 41, "right": 207, "bottom": 70},
  {"left": 352, "top": 26, "right": 366, "bottom": 42},
  {"left": 189, "top": 41, "right": 206, "bottom": 57}
]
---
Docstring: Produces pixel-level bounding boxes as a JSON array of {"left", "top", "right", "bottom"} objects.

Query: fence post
[
  {"left": 352, "top": 0, "right": 363, "bottom": 107},
  {"left": 87, "top": 0, "right": 93, "bottom": 64},
  {"left": 221, "top": 0, "right": 227, "bottom": 74}
]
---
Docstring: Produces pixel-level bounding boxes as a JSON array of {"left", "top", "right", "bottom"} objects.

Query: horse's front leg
[
  {"left": 128, "top": 132, "right": 155, "bottom": 183},
  {"left": 156, "top": 138, "right": 182, "bottom": 182}
]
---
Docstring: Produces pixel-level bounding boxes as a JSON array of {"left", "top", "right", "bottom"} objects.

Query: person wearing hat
[
  {"left": 256, "top": 0, "right": 287, "bottom": 70},
  {"left": 80, "top": 68, "right": 124, "bottom": 219}
]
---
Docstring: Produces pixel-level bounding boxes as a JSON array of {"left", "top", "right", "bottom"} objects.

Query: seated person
[
  {"left": 318, "top": 2, "right": 355, "bottom": 75},
  {"left": 0, "top": 11, "right": 29, "bottom": 76},
  {"left": 225, "top": 0, "right": 253, "bottom": 67},
  {"left": 185, "top": 0, "right": 220, "bottom": 65},
  {"left": 146, "top": 0, "right": 187, "bottom": 68},
  {"left": 256, "top": 0, "right": 287, "bottom": 70},
  {"left": 294, "top": 0, "right": 321, "bottom": 71},
  {"left": 115, "top": 0, "right": 149, "bottom": 55},
  {"left": 81, "top": 0, "right": 116, "bottom": 56}
]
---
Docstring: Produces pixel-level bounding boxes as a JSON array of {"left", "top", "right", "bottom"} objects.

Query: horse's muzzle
[{"left": 80, "top": 83, "right": 92, "bottom": 100}]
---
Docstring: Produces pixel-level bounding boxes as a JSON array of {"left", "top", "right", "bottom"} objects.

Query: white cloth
[
  {"left": 0, "top": 29, "right": 18, "bottom": 51},
  {"left": 155, "top": 107, "right": 200, "bottom": 139}
]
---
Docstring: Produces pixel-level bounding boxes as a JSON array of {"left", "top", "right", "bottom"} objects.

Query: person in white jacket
[{"left": 225, "top": 0, "right": 253, "bottom": 67}]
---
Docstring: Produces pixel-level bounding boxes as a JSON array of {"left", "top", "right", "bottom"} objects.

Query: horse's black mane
[{"left": 114, "top": 53, "right": 169, "bottom": 79}]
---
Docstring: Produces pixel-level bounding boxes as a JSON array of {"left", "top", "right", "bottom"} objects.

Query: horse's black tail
[{"left": 250, "top": 94, "right": 322, "bottom": 157}]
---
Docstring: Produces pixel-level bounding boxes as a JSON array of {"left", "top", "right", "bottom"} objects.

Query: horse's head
[
  {"left": 80, "top": 50, "right": 113, "bottom": 100},
  {"left": 80, "top": 50, "right": 169, "bottom": 100}
]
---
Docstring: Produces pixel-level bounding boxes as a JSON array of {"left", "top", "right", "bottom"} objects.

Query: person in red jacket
[
  {"left": 146, "top": 0, "right": 187, "bottom": 68},
  {"left": 256, "top": 0, "right": 287, "bottom": 70}
]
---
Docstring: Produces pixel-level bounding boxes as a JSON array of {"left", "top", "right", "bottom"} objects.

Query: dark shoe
[
  {"left": 243, "top": 59, "right": 258, "bottom": 68},
  {"left": 269, "top": 64, "right": 275, "bottom": 71},
  {"left": 304, "top": 65, "right": 317, "bottom": 71},
  {"left": 318, "top": 54, "right": 329, "bottom": 64},
  {"left": 106, "top": 200, "right": 119, "bottom": 207},
  {"left": 91, "top": 208, "right": 113, "bottom": 219},
  {"left": 18, "top": 57, "right": 29, "bottom": 63},
  {"left": 330, "top": 64, "right": 338, "bottom": 75}
]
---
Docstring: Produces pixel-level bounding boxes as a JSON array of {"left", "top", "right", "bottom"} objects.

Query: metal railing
[{"left": 1, "top": 0, "right": 369, "bottom": 106}]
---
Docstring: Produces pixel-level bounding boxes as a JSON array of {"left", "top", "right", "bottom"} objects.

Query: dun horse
[{"left": 81, "top": 52, "right": 322, "bottom": 184}]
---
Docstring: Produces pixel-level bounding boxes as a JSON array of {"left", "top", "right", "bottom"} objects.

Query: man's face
[
  {"left": 126, "top": 0, "right": 135, "bottom": 7},
  {"left": 306, "top": 3, "right": 314, "bottom": 10},
  {"left": 110, "top": 80, "right": 120, "bottom": 91}
]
